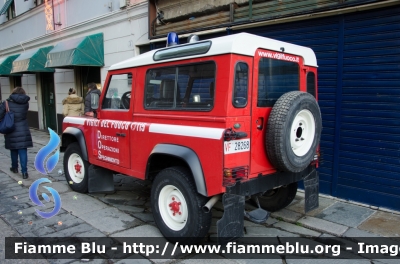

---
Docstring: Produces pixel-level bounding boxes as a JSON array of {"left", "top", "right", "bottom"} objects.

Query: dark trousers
[{"left": 10, "top": 148, "right": 28, "bottom": 174}]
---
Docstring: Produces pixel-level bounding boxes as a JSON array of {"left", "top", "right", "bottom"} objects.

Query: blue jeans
[{"left": 11, "top": 149, "right": 28, "bottom": 174}]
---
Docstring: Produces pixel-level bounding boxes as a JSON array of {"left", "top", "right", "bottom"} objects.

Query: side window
[
  {"left": 102, "top": 73, "right": 132, "bottom": 110},
  {"left": 233, "top": 62, "right": 248, "bottom": 108},
  {"left": 307, "top": 72, "right": 316, "bottom": 97},
  {"left": 145, "top": 67, "right": 178, "bottom": 109},
  {"left": 145, "top": 62, "right": 215, "bottom": 111},
  {"left": 257, "top": 58, "right": 299, "bottom": 107}
]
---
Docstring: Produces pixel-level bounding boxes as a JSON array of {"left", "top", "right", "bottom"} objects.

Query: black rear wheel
[{"left": 254, "top": 182, "right": 298, "bottom": 212}]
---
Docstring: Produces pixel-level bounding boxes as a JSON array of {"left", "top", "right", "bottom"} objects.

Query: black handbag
[{"left": 0, "top": 100, "right": 15, "bottom": 134}]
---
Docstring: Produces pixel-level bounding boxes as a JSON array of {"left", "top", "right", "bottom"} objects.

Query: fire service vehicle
[{"left": 61, "top": 32, "right": 321, "bottom": 244}]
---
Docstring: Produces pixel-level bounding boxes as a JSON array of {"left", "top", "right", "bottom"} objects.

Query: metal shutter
[{"left": 337, "top": 6, "right": 400, "bottom": 209}]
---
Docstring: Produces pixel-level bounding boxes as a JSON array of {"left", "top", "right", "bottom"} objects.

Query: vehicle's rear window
[
  {"left": 145, "top": 62, "right": 216, "bottom": 111},
  {"left": 257, "top": 58, "right": 299, "bottom": 107},
  {"left": 307, "top": 72, "right": 316, "bottom": 97},
  {"left": 233, "top": 62, "right": 248, "bottom": 108}
]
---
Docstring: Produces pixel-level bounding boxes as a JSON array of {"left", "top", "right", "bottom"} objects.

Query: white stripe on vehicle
[
  {"left": 149, "top": 124, "right": 224, "bottom": 140},
  {"left": 63, "top": 117, "right": 86, "bottom": 125}
]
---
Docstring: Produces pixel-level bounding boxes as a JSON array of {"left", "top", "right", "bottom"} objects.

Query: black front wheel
[
  {"left": 151, "top": 166, "right": 212, "bottom": 244},
  {"left": 63, "top": 142, "right": 89, "bottom": 193}
]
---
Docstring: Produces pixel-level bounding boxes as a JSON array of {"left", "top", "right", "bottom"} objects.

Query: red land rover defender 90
[{"left": 61, "top": 33, "right": 321, "bottom": 244}]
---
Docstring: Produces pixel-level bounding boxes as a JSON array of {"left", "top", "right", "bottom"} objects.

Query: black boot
[
  {"left": 10, "top": 167, "right": 18, "bottom": 173},
  {"left": 22, "top": 172, "right": 29, "bottom": 179}
]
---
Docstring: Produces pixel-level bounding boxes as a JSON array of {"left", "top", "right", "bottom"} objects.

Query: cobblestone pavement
[{"left": 0, "top": 129, "right": 399, "bottom": 264}]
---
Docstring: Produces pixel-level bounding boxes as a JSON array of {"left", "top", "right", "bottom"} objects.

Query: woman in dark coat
[{"left": 0, "top": 87, "right": 33, "bottom": 179}]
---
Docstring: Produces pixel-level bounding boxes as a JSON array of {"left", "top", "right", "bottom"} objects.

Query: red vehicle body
[{"left": 61, "top": 33, "right": 321, "bottom": 244}]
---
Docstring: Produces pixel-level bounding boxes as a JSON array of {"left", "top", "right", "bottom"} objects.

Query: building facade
[{"left": 0, "top": 0, "right": 148, "bottom": 132}]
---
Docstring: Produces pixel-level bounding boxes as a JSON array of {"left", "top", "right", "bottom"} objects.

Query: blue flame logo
[
  {"left": 30, "top": 128, "right": 62, "bottom": 218},
  {"left": 29, "top": 178, "right": 61, "bottom": 219},
  {"left": 34, "top": 128, "right": 60, "bottom": 174}
]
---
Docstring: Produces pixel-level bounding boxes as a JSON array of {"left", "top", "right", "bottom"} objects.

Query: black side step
[{"left": 245, "top": 196, "right": 269, "bottom": 224}]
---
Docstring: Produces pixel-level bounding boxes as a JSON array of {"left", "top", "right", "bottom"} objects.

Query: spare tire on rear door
[{"left": 266, "top": 91, "right": 322, "bottom": 173}]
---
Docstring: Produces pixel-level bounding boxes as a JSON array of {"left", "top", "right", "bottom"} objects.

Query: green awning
[
  {"left": 0, "top": 0, "right": 13, "bottom": 15},
  {"left": 45, "top": 33, "right": 104, "bottom": 68},
  {"left": 0, "top": 54, "right": 20, "bottom": 76},
  {"left": 11, "top": 46, "right": 55, "bottom": 73}
]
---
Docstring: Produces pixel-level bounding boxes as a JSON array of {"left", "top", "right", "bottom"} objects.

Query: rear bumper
[{"left": 225, "top": 165, "right": 316, "bottom": 196}]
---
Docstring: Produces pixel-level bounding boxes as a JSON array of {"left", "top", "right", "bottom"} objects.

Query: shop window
[{"left": 80, "top": 66, "right": 101, "bottom": 96}]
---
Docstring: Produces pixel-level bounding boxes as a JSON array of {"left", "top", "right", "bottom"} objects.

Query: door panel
[
  {"left": 41, "top": 73, "right": 57, "bottom": 132},
  {"left": 95, "top": 72, "right": 133, "bottom": 169},
  {"left": 250, "top": 50, "right": 303, "bottom": 175}
]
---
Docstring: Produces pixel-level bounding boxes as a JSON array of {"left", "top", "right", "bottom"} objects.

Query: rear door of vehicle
[{"left": 250, "top": 49, "right": 303, "bottom": 176}]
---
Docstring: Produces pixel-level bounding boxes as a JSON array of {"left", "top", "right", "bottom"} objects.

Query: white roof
[{"left": 110, "top": 33, "right": 317, "bottom": 70}]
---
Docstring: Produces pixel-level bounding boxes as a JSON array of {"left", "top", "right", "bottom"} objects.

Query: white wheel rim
[
  {"left": 290, "top": 109, "right": 316, "bottom": 156},
  {"left": 68, "top": 153, "right": 85, "bottom": 183},
  {"left": 158, "top": 185, "right": 188, "bottom": 231}
]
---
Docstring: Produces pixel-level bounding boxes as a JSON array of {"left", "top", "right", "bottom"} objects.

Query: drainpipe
[{"left": 249, "top": 0, "right": 252, "bottom": 20}]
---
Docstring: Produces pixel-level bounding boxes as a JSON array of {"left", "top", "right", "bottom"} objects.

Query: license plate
[{"left": 224, "top": 139, "right": 250, "bottom": 154}]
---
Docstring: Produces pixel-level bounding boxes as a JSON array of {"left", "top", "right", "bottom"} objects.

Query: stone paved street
[{"left": 0, "top": 128, "right": 399, "bottom": 264}]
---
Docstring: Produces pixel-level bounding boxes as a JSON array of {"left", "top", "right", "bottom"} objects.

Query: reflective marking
[
  {"left": 63, "top": 117, "right": 86, "bottom": 125},
  {"left": 149, "top": 124, "right": 224, "bottom": 140}
]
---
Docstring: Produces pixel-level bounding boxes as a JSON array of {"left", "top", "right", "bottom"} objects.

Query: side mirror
[{"left": 91, "top": 93, "right": 99, "bottom": 110}]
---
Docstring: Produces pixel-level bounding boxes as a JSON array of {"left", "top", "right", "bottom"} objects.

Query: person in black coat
[
  {"left": 84, "top": 82, "right": 101, "bottom": 116},
  {"left": 0, "top": 87, "right": 33, "bottom": 179}
]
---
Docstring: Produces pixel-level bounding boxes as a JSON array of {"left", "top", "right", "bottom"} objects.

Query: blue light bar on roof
[{"left": 166, "top": 32, "right": 179, "bottom": 47}]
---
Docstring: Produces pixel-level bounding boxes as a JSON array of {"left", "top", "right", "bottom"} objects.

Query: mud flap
[
  {"left": 88, "top": 165, "right": 115, "bottom": 193},
  {"left": 217, "top": 193, "right": 245, "bottom": 244},
  {"left": 304, "top": 169, "right": 319, "bottom": 213}
]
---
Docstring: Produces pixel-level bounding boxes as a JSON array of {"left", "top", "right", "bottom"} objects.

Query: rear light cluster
[
  {"left": 223, "top": 166, "right": 249, "bottom": 186},
  {"left": 311, "top": 150, "right": 321, "bottom": 168}
]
